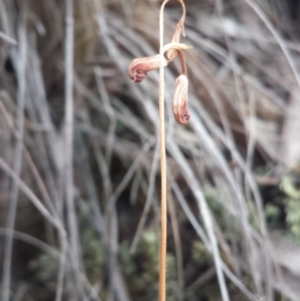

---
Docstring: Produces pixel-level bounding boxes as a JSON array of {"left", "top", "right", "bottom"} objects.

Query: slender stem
[
  {"left": 159, "top": 2, "right": 168, "bottom": 301},
  {"left": 159, "top": 2, "right": 186, "bottom": 301},
  {"left": 176, "top": 49, "right": 187, "bottom": 76}
]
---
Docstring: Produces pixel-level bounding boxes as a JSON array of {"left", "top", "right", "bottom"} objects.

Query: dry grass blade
[
  {"left": 130, "top": 140, "right": 160, "bottom": 254},
  {"left": 243, "top": 0, "right": 300, "bottom": 91},
  {"left": 167, "top": 140, "right": 230, "bottom": 301},
  {"left": 1, "top": 10, "right": 27, "bottom": 301},
  {"left": 0, "top": 30, "right": 17, "bottom": 44},
  {"left": 64, "top": 2, "right": 84, "bottom": 300},
  {"left": 0, "top": 156, "right": 62, "bottom": 230},
  {"left": 168, "top": 190, "right": 184, "bottom": 301}
]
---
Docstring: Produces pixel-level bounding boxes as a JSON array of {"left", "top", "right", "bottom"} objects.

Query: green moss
[
  {"left": 29, "top": 202, "right": 105, "bottom": 287},
  {"left": 202, "top": 184, "right": 226, "bottom": 229},
  {"left": 280, "top": 175, "right": 300, "bottom": 241},
  {"left": 81, "top": 227, "right": 104, "bottom": 283},
  {"left": 192, "top": 241, "right": 211, "bottom": 266},
  {"left": 119, "top": 230, "right": 181, "bottom": 301},
  {"left": 28, "top": 253, "right": 58, "bottom": 283}
]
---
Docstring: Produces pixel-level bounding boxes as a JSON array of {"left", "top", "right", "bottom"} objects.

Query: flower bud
[
  {"left": 172, "top": 74, "right": 190, "bottom": 125},
  {"left": 128, "top": 55, "right": 168, "bottom": 83}
]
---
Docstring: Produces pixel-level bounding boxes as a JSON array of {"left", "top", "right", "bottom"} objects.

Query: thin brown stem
[
  {"left": 159, "top": 2, "right": 186, "bottom": 301},
  {"left": 171, "top": 0, "right": 186, "bottom": 40},
  {"left": 159, "top": 2, "right": 168, "bottom": 301},
  {"left": 176, "top": 49, "right": 187, "bottom": 76}
]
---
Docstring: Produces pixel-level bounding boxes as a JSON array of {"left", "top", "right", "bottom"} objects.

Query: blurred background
[{"left": 1, "top": 0, "right": 300, "bottom": 300}]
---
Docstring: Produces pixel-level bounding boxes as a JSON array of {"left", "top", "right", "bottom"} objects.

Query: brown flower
[
  {"left": 172, "top": 74, "right": 190, "bottom": 125},
  {"left": 128, "top": 54, "right": 168, "bottom": 83}
]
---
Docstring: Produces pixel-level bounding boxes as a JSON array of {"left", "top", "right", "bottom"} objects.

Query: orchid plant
[{"left": 128, "top": 1, "right": 190, "bottom": 301}]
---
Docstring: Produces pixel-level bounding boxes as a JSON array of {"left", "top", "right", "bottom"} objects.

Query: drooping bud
[
  {"left": 128, "top": 54, "right": 168, "bottom": 83},
  {"left": 172, "top": 74, "right": 190, "bottom": 125}
]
